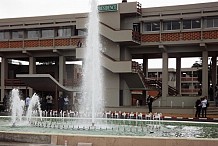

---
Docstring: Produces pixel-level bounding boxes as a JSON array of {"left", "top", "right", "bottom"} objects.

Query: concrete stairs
[{"left": 207, "top": 101, "right": 218, "bottom": 115}]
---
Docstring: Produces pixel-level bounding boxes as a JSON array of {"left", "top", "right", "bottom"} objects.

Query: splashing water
[
  {"left": 10, "top": 89, "right": 25, "bottom": 124},
  {"left": 79, "top": 0, "right": 104, "bottom": 125},
  {"left": 10, "top": 89, "right": 42, "bottom": 125},
  {"left": 26, "top": 93, "right": 42, "bottom": 121}
]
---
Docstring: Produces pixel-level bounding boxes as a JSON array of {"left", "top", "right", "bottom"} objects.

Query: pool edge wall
[{"left": 1, "top": 131, "right": 218, "bottom": 146}]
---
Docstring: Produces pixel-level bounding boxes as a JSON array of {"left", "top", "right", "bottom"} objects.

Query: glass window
[
  {"left": 163, "top": 21, "right": 171, "bottom": 30},
  {"left": 12, "top": 30, "right": 23, "bottom": 39},
  {"left": 42, "top": 29, "right": 54, "bottom": 38},
  {"left": 27, "top": 30, "right": 40, "bottom": 38},
  {"left": 192, "top": 19, "right": 201, "bottom": 28},
  {"left": 78, "top": 29, "right": 87, "bottom": 36},
  {"left": 152, "top": 22, "right": 160, "bottom": 31},
  {"left": 172, "top": 21, "right": 180, "bottom": 30},
  {"left": 0, "top": 32, "right": 4, "bottom": 39},
  {"left": 57, "top": 28, "right": 71, "bottom": 37},
  {"left": 144, "top": 23, "right": 151, "bottom": 31},
  {"left": 214, "top": 18, "right": 218, "bottom": 27},
  {"left": 206, "top": 18, "right": 213, "bottom": 28},
  {"left": 183, "top": 20, "right": 191, "bottom": 29}
]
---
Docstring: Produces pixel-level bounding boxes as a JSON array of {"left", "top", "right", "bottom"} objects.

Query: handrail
[{"left": 131, "top": 61, "right": 178, "bottom": 97}]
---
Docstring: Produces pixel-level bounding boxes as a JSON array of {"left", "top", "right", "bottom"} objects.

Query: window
[
  {"left": 41, "top": 29, "right": 54, "bottom": 38},
  {"left": 12, "top": 30, "right": 23, "bottom": 39},
  {"left": 57, "top": 27, "right": 71, "bottom": 37},
  {"left": 206, "top": 17, "right": 218, "bottom": 28},
  {"left": 0, "top": 31, "right": 10, "bottom": 40},
  {"left": 183, "top": 19, "right": 201, "bottom": 29},
  {"left": 192, "top": 19, "right": 201, "bottom": 28},
  {"left": 163, "top": 20, "right": 180, "bottom": 30},
  {"left": 183, "top": 20, "right": 191, "bottom": 29},
  {"left": 78, "top": 29, "right": 87, "bottom": 36},
  {"left": 27, "top": 30, "right": 40, "bottom": 38},
  {"left": 144, "top": 21, "right": 160, "bottom": 31}
]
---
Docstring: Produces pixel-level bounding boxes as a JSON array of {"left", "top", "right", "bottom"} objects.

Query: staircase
[
  {"left": 207, "top": 101, "right": 218, "bottom": 116},
  {"left": 132, "top": 61, "right": 178, "bottom": 97}
]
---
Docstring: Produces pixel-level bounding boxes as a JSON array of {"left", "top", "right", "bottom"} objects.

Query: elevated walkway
[{"left": 16, "top": 74, "right": 78, "bottom": 92}]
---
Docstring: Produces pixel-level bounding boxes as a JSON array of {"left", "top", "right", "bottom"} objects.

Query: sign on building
[{"left": 98, "top": 4, "right": 118, "bottom": 12}]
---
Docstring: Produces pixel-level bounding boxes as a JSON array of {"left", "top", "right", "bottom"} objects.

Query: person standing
[
  {"left": 195, "top": 98, "right": 202, "bottom": 118},
  {"left": 147, "top": 95, "right": 153, "bottom": 113},
  {"left": 25, "top": 96, "right": 31, "bottom": 111},
  {"left": 46, "top": 94, "right": 53, "bottom": 111},
  {"left": 201, "top": 96, "right": 208, "bottom": 118}
]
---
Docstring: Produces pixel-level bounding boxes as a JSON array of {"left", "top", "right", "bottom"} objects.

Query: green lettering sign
[{"left": 98, "top": 4, "right": 118, "bottom": 12}]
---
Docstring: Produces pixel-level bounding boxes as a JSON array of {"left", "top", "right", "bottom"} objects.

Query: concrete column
[
  {"left": 142, "top": 56, "right": 148, "bottom": 101},
  {"left": 59, "top": 56, "right": 66, "bottom": 85},
  {"left": 162, "top": 52, "right": 168, "bottom": 105},
  {"left": 176, "top": 57, "right": 181, "bottom": 95},
  {"left": 1, "top": 57, "right": 6, "bottom": 101},
  {"left": 143, "top": 57, "right": 148, "bottom": 77},
  {"left": 29, "top": 57, "right": 36, "bottom": 96},
  {"left": 212, "top": 56, "right": 217, "bottom": 99},
  {"left": 202, "top": 51, "right": 208, "bottom": 97}
]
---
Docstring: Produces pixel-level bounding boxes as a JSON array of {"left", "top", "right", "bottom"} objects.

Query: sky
[{"left": 0, "top": 0, "right": 215, "bottom": 68}]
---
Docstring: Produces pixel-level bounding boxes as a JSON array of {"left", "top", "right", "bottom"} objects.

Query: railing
[
  {"left": 132, "top": 31, "right": 141, "bottom": 43},
  {"left": 136, "top": 2, "right": 142, "bottom": 15},
  {"left": 0, "top": 37, "right": 85, "bottom": 49},
  {"left": 131, "top": 61, "right": 178, "bottom": 97}
]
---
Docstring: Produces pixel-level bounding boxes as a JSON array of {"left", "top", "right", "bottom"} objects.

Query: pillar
[
  {"left": 162, "top": 52, "right": 168, "bottom": 105},
  {"left": 29, "top": 57, "right": 36, "bottom": 96},
  {"left": 142, "top": 56, "right": 148, "bottom": 103},
  {"left": 176, "top": 57, "right": 181, "bottom": 95},
  {"left": 212, "top": 56, "right": 217, "bottom": 100},
  {"left": 59, "top": 56, "right": 65, "bottom": 86},
  {"left": 1, "top": 57, "right": 7, "bottom": 101},
  {"left": 202, "top": 51, "right": 208, "bottom": 97},
  {"left": 59, "top": 56, "right": 66, "bottom": 103}
]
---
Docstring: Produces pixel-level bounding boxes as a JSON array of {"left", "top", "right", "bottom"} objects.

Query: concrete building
[{"left": 0, "top": 1, "right": 218, "bottom": 108}]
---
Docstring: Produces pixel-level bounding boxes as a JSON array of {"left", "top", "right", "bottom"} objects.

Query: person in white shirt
[
  {"left": 201, "top": 96, "right": 208, "bottom": 118},
  {"left": 25, "top": 96, "right": 31, "bottom": 111}
]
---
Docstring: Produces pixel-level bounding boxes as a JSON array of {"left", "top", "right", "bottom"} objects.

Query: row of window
[
  {"left": 0, "top": 26, "right": 87, "bottom": 40},
  {"left": 144, "top": 17, "right": 218, "bottom": 31}
]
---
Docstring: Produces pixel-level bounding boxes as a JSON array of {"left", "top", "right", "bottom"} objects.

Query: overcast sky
[
  {"left": 0, "top": 0, "right": 214, "bottom": 68},
  {"left": 0, "top": 0, "right": 217, "bottom": 19}
]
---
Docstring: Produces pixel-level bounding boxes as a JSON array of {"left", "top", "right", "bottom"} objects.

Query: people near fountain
[
  {"left": 201, "top": 96, "right": 208, "bottom": 118},
  {"left": 147, "top": 95, "right": 153, "bottom": 113},
  {"left": 58, "top": 94, "right": 64, "bottom": 111},
  {"left": 63, "top": 96, "right": 69, "bottom": 111},
  {"left": 46, "top": 94, "right": 53, "bottom": 111},
  {"left": 195, "top": 98, "right": 202, "bottom": 118},
  {"left": 25, "top": 96, "right": 31, "bottom": 111}
]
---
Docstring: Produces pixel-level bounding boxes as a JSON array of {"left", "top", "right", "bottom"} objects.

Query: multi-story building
[{"left": 0, "top": 1, "right": 218, "bottom": 108}]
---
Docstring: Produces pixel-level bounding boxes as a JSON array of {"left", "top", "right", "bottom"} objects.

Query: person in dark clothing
[
  {"left": 195, "top": 98, "right": 202, "bottom": 118},
  {"left": 147, "top": 95, "right": 153, "bottom": 113}
]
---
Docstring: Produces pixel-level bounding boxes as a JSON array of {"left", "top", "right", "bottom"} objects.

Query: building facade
[{"left": 0, "top": 1, "right": 218, "bottom": 108}]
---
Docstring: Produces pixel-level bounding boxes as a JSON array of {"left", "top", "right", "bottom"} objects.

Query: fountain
[
  {"left": 10, "top": 88, "right": 42, "bottom": 126},
  {"left": 0, "top": 0, "right": 218, "bottom": 145},
  {"left": 79, "top": 0, "right": 104, "bottom": 127}
]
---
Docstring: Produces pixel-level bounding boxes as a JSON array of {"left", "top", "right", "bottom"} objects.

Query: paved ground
[{"left": 0, "top": 142, "right": 63, "bottom": 146}]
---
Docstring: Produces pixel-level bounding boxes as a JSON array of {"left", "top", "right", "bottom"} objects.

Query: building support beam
[
  {"left": 143, "top": 56, "right": 148, "bottom": 101},
  {"left": 1, "top": 57, "right": 7, "bottom": 102},
  {"left": 176, "top": 57, "right": 181, "bottom": 95},
  {"left": 162, "top": 52, "right": 168, "bottom": 106},
  {"left": 29, "top": 57, "right": 36, "bottom": 96},
  {"left": 202, "top": 51, "right": 208, "bottom": 97},
  {"left": 212, "top": 55, "right": 217, "bottom": 100}
]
